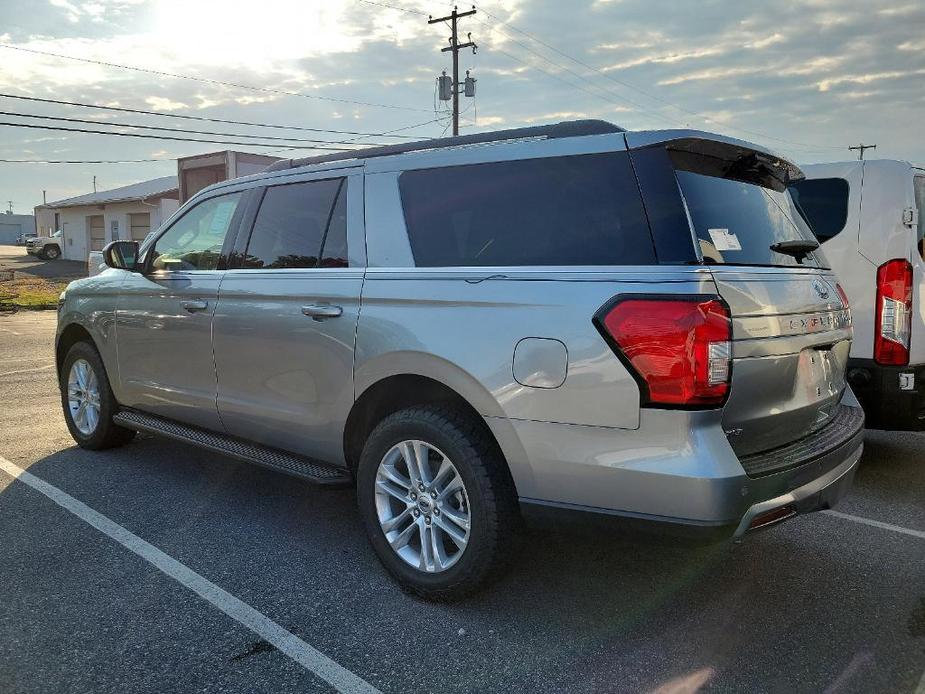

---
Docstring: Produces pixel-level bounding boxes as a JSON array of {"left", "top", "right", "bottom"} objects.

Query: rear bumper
[
  {"left": 496, "top": 394, "right": 864, "bottom": 540},
  {"left": 847, "top": 358, "right": 925, "bottom": 431},
  {"left": 732, "top": 433, "right": 861, "bottom": 537}
]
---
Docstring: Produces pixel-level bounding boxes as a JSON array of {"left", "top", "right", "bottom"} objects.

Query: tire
[
  {"left": 356, "top": 405, "right": 518, "bottom": 600},
  {"left": 43, "top": 245, "right": 60, "bottom": 260},
  {"left": 60, "top": 341, "right": 135, "bottom": 450}
]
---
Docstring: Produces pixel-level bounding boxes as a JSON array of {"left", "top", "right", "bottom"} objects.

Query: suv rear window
[
  {"left": 399, "top": 152, "right": 656, "bottom": 267},
  {"left": 788, "top": 177, "right": 850, "bottom": 241},
  {"left": 670, "top": 150, "right": 824, "bottom": 268}
]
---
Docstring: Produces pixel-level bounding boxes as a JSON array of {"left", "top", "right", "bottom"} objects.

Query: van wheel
[
  {"left": 43, "top": 245, "right": 60, "bottom": 260},
  {"left": 356, "top": 406, "right": 518, "bottom": 600},
  {"left": 60, "top": 341, "right": 135, "bottom": 450}
]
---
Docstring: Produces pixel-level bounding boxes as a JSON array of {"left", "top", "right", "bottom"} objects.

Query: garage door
[
  {"left": 0, "top": 223, "right": 22, "bottom": 245},
  {"left": 129, "top": 213, "right": 150, "bottom": 242},
  {"left": 88, "top": 215, "right": 105, "bottom": 251}
]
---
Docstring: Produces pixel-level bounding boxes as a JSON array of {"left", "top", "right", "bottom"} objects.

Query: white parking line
[
  {"left": 0, "top": 455, "right": 381, "bottom": 694},
  {"left": 822, "top": 510, "right": 925, "bottom": 540},
  {"left": 0, "top": 364, "right": 54, "bottom": 377},
  {"left": 916, "top": 670, "right": 925, "bottom": 694}
]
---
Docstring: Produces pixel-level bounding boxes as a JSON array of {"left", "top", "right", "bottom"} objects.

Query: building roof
[{"left": 43, "top": 175, "right": 178, "bottom": 209}]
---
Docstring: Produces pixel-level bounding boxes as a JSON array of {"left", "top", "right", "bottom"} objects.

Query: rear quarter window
[
  {"left": 398, "top": 152, "right": 656, "bottom": 267},
  {"left": 788, "top": 177, "right": 850, "bottom": 241}
]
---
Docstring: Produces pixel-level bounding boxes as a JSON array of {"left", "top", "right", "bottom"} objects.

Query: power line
[
  {"left": 476, "top": 4, "right": 844, "bottom": 152},
  {"left": 356, "top": 0, "right": 428, "bottom": 15},
  {"left": 0, "top": 43, "right": 432, "bottom": 113},
  {"left": 0, "top": 121, "right": 366, "bottom": 150},
  {"left": 256, "top": 116, "right": 445, "bottom": 155},
  {"left": 471, "top": 16, "right": 682, "bottom": 128},
  {"left": 0, "top": 158, "right": 166, "bottom": 164},
  {"left": 0, "top": 110, "right": 393, "bottom": 146},
  {"left": 359, "top": 0, "right": 682, "bottom": 128},
  {"left": 0, "top": 93, "right": 425, "bottom": 139}
]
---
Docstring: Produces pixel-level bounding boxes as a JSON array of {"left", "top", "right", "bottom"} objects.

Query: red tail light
[
  {"left": 596, "top": 296, "right": 732, "bottom": 407},
  {"left": 874, "top": 259, "right": 913, "bottom": 366}
]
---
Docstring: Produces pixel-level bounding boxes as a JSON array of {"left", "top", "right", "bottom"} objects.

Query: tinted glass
[
  {"left": 399, "top": 153, "right": 655, "bottom": 267},
  {"left": 914, "top": 176, "right": 925, "bottom": 261},
  {"left": 673, "top": 155, "right": 823, "bottom": 268},
  {"left": 788, "top": 178, "right": 850, "bottom": 241},
  {"left": 151, "top": 192, "right": 242, "bottom": 271},
  {"left": 320, "top": 181, "right": 348, "bottom": 268},
  {"left": 244, "top": 178, "right": 345, "bottom": 269}
]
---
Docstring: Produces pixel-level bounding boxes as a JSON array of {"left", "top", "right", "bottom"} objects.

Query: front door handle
[
  {"left": 302, "top": 304, "right": 343, "bottom": 320},
  {"left": 181, "top": 299, "right": 209, "bottom": 313}
]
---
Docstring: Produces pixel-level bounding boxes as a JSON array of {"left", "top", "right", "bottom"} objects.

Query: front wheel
[
  {"left": 60, "top": 341, "right": 135, "bottom": 449},
  {"left": 356, "top": 406, "right": 518, "bottom": 600},
  {"left": 42, "top": 245, "right": 60, "bottom": 260}
]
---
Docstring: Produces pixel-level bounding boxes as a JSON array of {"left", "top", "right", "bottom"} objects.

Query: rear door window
[
  {"left": 670, "top": 150, "right": 824, "bottom": 268},
  {"left": 243, "top": 178, "right": 346, "bottom": 269},
  {"left": 398, "top": 152, "right": 656, "bottom": 267},
  {"left": 788, "top": 178, "right": 850, "bottom": 241}
]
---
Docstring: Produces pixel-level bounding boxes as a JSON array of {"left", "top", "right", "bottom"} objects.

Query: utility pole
[
  {"left": 848, "top": 143, "right": 877, "bottom": 160},
  {"left": 429, "top": 6, "right": 477, "bottom": 136}
]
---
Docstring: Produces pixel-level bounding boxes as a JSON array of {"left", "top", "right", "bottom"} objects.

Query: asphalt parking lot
[
  {"left": 0, "top": 244, "right": 86, "bottom": 281},
  {"left": 1, "top": 311, "right": 923, "bottom": 694}
]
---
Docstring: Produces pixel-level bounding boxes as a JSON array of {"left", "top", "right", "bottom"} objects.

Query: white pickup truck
[{"left": 25, "top": 230, "right": 63, "bottom": 260}]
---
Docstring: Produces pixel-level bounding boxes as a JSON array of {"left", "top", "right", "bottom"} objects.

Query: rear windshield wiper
[{"left": 770, "top": 239, "right": 819, "bottom": 263}]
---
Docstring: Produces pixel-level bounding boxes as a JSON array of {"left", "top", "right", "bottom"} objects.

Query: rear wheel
[
  {"left": 60, "top": 341, "right": 135, "bottom": 449},
  {"left": 357, "top": 406, "right": 518, "bottom": 600}
]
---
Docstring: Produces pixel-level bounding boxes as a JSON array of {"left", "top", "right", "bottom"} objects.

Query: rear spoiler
[{"left": 625, "top": 130, "right": 805, "bottom": 186}]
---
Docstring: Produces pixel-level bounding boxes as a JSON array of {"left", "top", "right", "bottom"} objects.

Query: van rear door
[{"left": 628, "top": 135, "right": 855, "bottom": 464}]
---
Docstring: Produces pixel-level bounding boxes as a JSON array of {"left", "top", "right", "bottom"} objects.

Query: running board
[{"left": 113, "top": 409, "right": 351, "bottom": 486}]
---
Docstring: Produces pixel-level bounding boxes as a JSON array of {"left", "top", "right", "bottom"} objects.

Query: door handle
[
  {"left": 302, "top": 304, "right": 343, "bottom": 320},
  {"left": 181, "top": 299, "right": 209, "bottom": 313}
]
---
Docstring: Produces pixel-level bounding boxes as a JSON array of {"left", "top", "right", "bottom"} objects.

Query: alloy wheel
[
  {"left": 67, "top": 358, "right": 101, "bottom": 435},
  {"left": 374, "top": 440, "right": 471, "bottom": 573}
]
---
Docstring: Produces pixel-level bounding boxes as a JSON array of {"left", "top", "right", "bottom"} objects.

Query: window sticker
[{"left": 708, "top": 228, "right": 742, "bottom": 251}]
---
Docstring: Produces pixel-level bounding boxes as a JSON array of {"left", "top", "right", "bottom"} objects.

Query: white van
[{"left": 791, "top": 160, "right": 925, "bottom": 430}]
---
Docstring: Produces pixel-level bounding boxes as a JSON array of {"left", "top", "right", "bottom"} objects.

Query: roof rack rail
[{"left": 265, "top": 119, "right": 624, "bottom": 172}]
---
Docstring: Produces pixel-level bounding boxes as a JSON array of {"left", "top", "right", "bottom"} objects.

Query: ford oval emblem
[{"left": 812, "top": 279, "right": 829, "bottom": 300}]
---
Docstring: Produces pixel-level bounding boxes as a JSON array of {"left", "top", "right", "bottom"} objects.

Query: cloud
[{"left": 2, "top": 0, "right": 925, "bottom": 211}]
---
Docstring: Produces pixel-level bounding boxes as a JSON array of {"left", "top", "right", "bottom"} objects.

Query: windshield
[{"left": 671, "top": 151, "right": 825, "bottom": 268}]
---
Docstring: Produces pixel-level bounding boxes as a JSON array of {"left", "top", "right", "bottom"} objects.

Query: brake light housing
[
  {"left": 874, "top": 259, "right": 913, "bottom": 366},
  {"left": 595, "top": 295, "right": 732, "bottom": 407}
]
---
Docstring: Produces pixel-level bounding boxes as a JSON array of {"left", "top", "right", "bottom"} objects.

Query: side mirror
[{"left": 103, "top": 240, "right": 140, "bottom": 271}]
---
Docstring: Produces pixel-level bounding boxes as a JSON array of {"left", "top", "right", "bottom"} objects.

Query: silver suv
[{"left": 56, "top": 121, "right": 864, "bottom": 599}]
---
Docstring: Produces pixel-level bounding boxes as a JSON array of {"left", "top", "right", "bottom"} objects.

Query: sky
[{"left": 0, "top": 0, "right": 923, "bottom": 213}]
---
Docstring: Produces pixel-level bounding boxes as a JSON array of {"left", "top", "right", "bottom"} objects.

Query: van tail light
[
  {"left": 595, "top": 296, "right": 732, "bottom": 407},
  {"left": 874, "top": 259, "right": 913, "bottom": 366}
]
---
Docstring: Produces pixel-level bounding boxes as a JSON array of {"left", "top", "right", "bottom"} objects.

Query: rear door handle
[
  {"left": 181, "top": 299, "right": 209, "bottom": 313},
  {"left": 302, "top": 304, "right": 343, "bottom": 320}
]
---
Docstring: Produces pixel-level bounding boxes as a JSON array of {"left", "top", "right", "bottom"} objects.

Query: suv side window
[
  {"left": 242, "top": 178, "right": 347, "bottom": 269},
  {"left": 150, "top": 192, "right": 243, "bottom": 272},
  {"left": 399, "top": 153, "right": 655, "bottom": 267}
]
